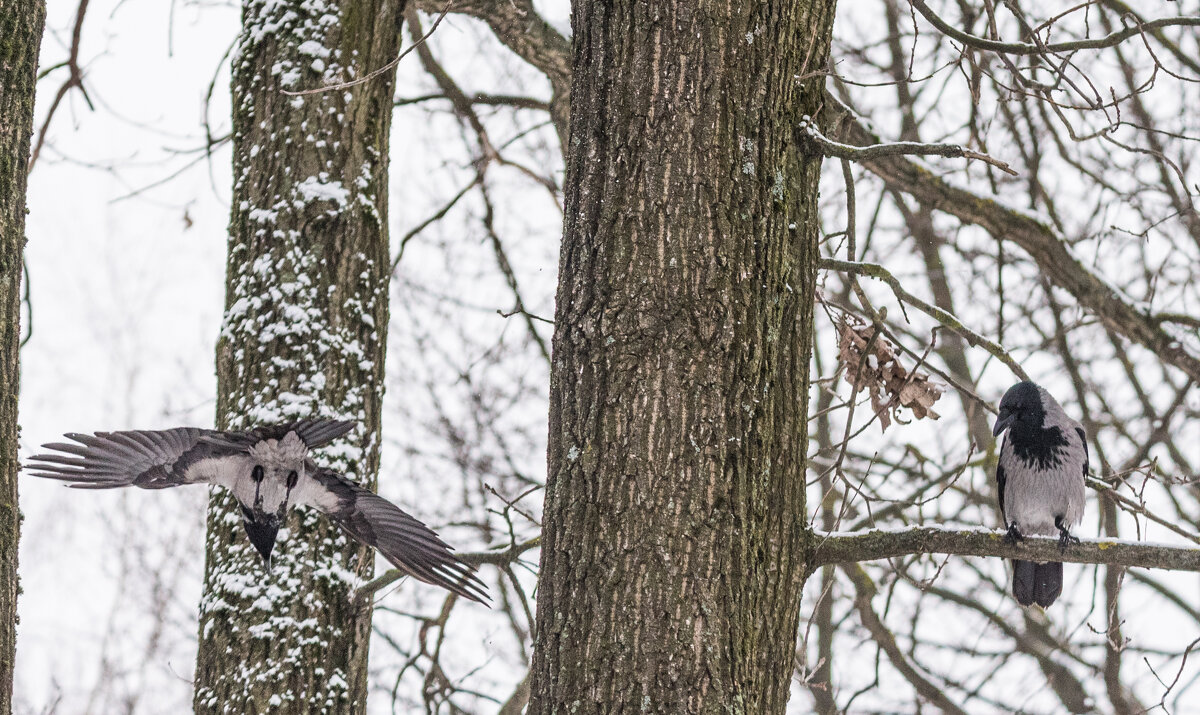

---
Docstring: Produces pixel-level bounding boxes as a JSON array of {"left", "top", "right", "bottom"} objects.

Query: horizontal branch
[
  {"left": 395, "top": 92, "right": 551, "bottom": 112},
  {"left": 1155, "top": 312, "right": 1200, "bottom": 330},
  {"left": 911, "top": 0, "right": 1200, "bottom": 56},
  {"left": 800, "top": 118, "right": 1017, "bottom": 175},
  {"left": 458, "top": 535, "right": 542, "bottom": 567},
  {"left": 811, "top": 526, "right": 1200, "bottom": 572}
]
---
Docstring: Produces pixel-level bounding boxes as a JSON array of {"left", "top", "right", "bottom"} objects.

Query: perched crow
[
  {"left": 993, "top": 382, "right": 1087, "bottom": 608},
  {"left": 25, "top": 419, "right": 488, "bottom": 603}
]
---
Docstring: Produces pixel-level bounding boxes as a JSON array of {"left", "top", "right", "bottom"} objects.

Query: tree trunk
[
  {"left": 0, "top": 1, "right": 45, "bottom": 711},
  {"left": 193, "top": 0, "right": 403, "bottom": 711},
  {"left": 529, "top": 1, "right": 837, "bottom": 712}
]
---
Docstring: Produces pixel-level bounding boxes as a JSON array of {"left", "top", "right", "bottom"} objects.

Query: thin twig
[
  {"left": 910, "top": 0, "right": 1200, "bottom": 57},
  {"left": 821, "top": 257, "right": 1030, "bottom": 381},
  {"left": 282, "top": 1, "right": 453, "bottom": 97}
]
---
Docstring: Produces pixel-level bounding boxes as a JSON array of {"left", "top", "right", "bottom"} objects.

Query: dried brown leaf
[{"left": 837, "top": 317, "right": 944, "bottom": 432}]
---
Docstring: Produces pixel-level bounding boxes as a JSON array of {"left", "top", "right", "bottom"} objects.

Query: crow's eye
[
  {"left": 286, "top": 470, "right": 299, "bottom": 489},
  {"left": 252, "top": 465, "right": 265, "bottom": 482}
]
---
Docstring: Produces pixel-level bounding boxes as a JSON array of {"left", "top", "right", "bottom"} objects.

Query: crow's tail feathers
[
  {"left": 1012, "top": 559, "right": 1063, "bottom": 608},
  {"left": 1033, "top": 561, "right": 1064, "bottom": 607}
]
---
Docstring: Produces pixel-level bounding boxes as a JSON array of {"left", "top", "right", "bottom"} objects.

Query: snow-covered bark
[
  {"left": 193, "top": 0, "right": 403, "bottom": 711},
  {"left": 0, "top": 0, "right": 46, "bottom": 710}
]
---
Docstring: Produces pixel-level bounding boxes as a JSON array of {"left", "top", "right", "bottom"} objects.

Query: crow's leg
[
  {"left": 1055, "top": 515, "right": 1080, "bottom": 553},
  {"left": 1005, "top": 522, "right": 1025, "bottom": 545}
]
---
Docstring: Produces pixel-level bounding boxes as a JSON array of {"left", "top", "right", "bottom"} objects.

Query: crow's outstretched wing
[
  {"left": 307, "top": 469, "right": 489, "bottom": 604},
  {"left": 26, "top": 420, "right": 357, "bottom": 490},
  {"left": 25, "top": 427, "right": 234, "bottom": 489}
]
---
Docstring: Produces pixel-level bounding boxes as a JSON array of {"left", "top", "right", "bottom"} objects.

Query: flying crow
[
  {"left": 25, "top": 419, "right": 488, "bottom": 603},
  {"left": 993, "top": 382, "right": 1087, "bottom": 608}
]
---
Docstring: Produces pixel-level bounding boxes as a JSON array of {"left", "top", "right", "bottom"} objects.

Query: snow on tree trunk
[
  {"left": 0, "top": 1, "right": 46, "bottom": 711},
  {"left": 528, "top": 0, "right": 837, "bottom": 712},
  {"left": 193, "top": 0, "right": 403, "bottom": 711}
]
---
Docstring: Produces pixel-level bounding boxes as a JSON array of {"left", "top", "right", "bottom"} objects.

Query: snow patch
[{"left": 295, "top": 176, "right": 349, "bottom": 207}]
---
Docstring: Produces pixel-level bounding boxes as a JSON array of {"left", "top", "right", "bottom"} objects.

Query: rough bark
[
  {"left": 0, "top": 1, "right": 45, "bottom": 711},
  {"left": 193, "top": 1, "right": 403, "bottom": 711},
  {"left": 529, "top": 1, "right": 837, "bottom": 712}
]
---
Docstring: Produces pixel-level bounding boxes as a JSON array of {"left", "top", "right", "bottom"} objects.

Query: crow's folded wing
[
  {"left": 25, "top": 427, "right": 244, "bottom": 489},
  {"left": 306, "top": 469, "right": 489, "bottom": 604},
  {"left": 1075, "top": 426, "right": 1089, "bottom": 483},
  {"left": 996, "top": 458, "right": 1007, "bottom": 523}
]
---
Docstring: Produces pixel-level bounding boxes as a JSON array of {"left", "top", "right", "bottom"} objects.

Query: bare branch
[
  {"left": 842, "top": 563, "right": 970, "bottom": 715},
  {"left": 813, "top": 526, "right": 1200, "bottom": 572},
  {"left": 824, "top": 93, "right": 1200, "bottom": 383},
  {"left": 282, "top": 1, "right": 452, "bottom": 96},
  {"left": 821, "top": 257, "right": 1030, "bottom": 382},
  {"left": 910, "top": 0, "right": 1200, "bottom": 58},
  {"left": 800, "top": 117, "right": 1018, "bottom": 175},
  {"left": 354, "top": 536, "right": 540, "bottom": 605},
  {"left": 1086, "top": 475, "right": 1200, "bottom": 546},
  {"left": 29, "top": 0, "right": 93, "bottom": 171},
  {"left": 497, "top": 673, "right": 531, "bottom": 715},
  {"left": 413, "top": 0, "right": 571, "bottom": 146}
]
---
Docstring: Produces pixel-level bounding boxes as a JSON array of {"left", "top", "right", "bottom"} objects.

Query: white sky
[{"left": 19, "top": 0, "right": 235, "bottom": 710}]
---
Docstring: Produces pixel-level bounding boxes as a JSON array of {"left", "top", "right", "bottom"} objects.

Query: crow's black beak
[
  {"left": 992, "top": 411, "right": 1014, "bottom": 437},
  {"left": 242, "top": 511, "right": 280, "bottom": 566}
]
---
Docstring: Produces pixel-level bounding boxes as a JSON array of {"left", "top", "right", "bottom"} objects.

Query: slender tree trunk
[
  {"left": 0, "top": 1, "right": 45, "bottom": 711},
  {"left": 193, "top": 1, "right": 403, "bottom": 711},
  {"left": 529, "top": 1, "right": 837, "bottom": 712}
]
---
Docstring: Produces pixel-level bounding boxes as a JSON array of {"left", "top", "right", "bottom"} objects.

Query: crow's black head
[
  {"left": 993, "top": 381, "right": 1044, "bottom": 437},
  {"left": 241, "top": 505, "right": 280, "bottom": 565}
]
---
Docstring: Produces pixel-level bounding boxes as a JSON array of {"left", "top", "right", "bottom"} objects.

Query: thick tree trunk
[
  {"left": 0, "top": 1, "right": 45, "bottom": 711},
  {"left": 193, "top": 1, "right": 403, "bottom": 711},
  {"left": 529, "top": 1, "right": 837, "bottom": 712}
]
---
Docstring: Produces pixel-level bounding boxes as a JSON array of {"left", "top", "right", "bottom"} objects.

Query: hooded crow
[
  {"left": 25, "top": 419, "right": 488, "bottom": 604},
  {"left": 993, "top": 382, "right": 1087, "bottom": 608}
]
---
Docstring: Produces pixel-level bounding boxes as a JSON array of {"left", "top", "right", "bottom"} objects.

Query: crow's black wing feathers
[
  {"left": 26, "top": 427, "right": 219, "bottom": 489},
  {"left": 199, "top": 419, "right": 356, "bottom": 452},
  {"left": 27, "top": 421, "right": 355, "bottom": 489},
  {"left": 996, "top": 458, "right": 1007, "bottom": 523},
  {"left": 1075, "top": 426, "right": 1089, "bottom": 483},
  {"left": 292, "top": 420, "right": 356, "bottom": 449},
  {"left": 310, "top": 469, "right": 489, "bottom": 604}
]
